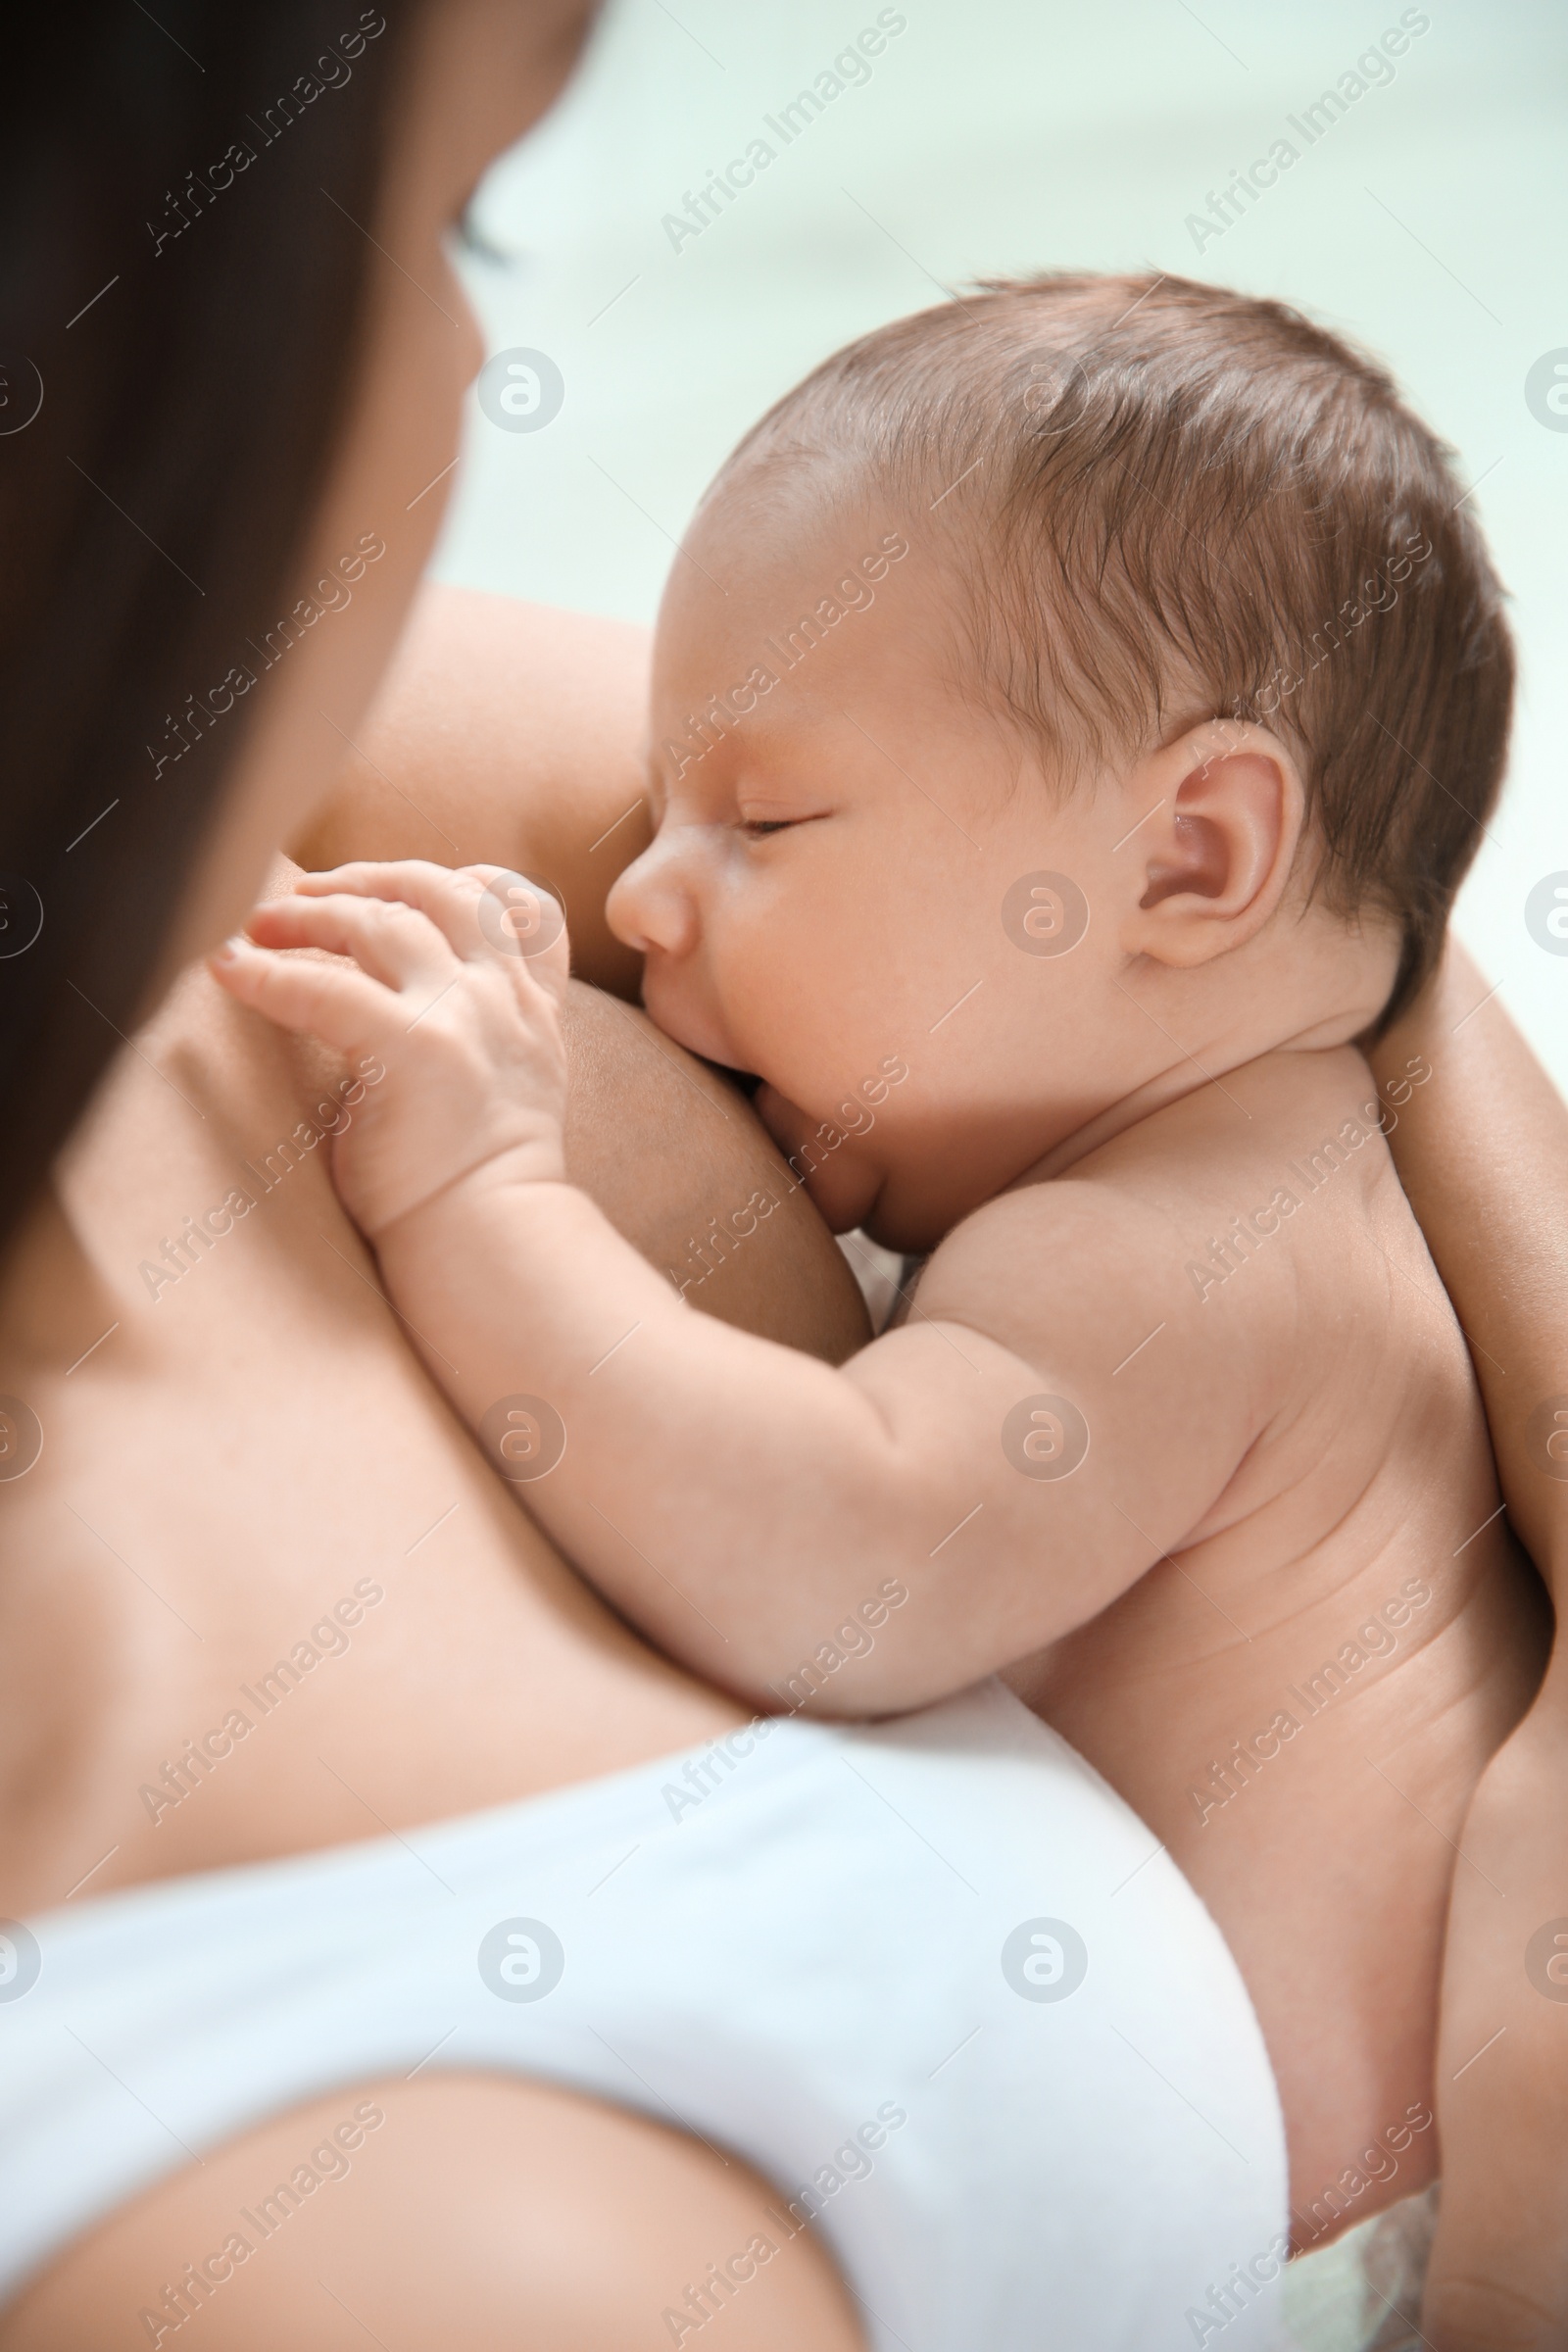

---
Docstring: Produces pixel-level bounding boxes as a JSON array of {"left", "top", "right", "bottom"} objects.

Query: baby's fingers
[
  {"left": 210, "top": 935, "right": 400, "bottom": 1058},
  {"left": 295, "top": 859, "right": 482, "bottom": 931},
  {"left": 460, "top": 865, "right": 570, "bottom": 1004},
  {"left": 298, "top": 858, "right": 569, "bottom": 1002},
  {"left": 297, "top": 859, "right": 564, "bottom": 968},
  {"left": 245, "top": 890, "right": 455, "bottom": 993}
]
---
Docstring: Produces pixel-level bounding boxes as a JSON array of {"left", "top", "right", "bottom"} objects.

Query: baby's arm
[
  {"left": 1371, "top": 951, "right": 1568, "bottom": 2352},
  {"left": 213, "top": 860, "right": 1261, "bottom": 1715}
]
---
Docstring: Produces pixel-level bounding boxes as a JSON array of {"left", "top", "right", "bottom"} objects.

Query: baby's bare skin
[
  {"left": 999, "top": 1050, "right": 1545, "bottom": 2242},
  {"left": 220, "top": 870, "right": 1546, "bottom": 2238},
  {"left": 217, "top": 497, "right": 1549, "bottom": 2245}
]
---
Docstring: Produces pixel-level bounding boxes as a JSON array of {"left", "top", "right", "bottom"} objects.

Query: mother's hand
[{"left": 1371, "top": 949, "right": 1568, "bottom": 2347}]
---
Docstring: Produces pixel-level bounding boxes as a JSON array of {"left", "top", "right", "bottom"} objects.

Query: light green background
[{"left": 439, "top": 0, "right": 1568, "bottom": 1083}]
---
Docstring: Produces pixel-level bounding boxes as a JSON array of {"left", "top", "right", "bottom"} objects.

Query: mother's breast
[{"left": 0, "top": 965, "right": 743, "bottom": 1917}]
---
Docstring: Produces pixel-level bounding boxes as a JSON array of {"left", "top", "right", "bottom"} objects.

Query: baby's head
[{"left": 607, "top": 273, "right": 1512, "bottom": 1250}]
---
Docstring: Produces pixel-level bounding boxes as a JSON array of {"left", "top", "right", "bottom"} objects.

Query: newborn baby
[{"left": 215, "top": 274, "right": 1544, "bottom": 2316}]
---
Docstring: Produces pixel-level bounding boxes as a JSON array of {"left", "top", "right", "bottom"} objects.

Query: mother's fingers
[
  {"left": 1423, "top": 2266, "right": 1566, "bottom": 2352},
  {"left": 245, "top": 891, "right": 456, "bottom": 994}
]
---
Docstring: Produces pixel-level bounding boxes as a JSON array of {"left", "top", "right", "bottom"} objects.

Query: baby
[{"left": 215, "top": 275, "right": 1545, "bottom": 2316}]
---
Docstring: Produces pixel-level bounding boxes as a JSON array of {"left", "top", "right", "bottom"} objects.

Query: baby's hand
[{"left": 211, "top": 860, "right": 569, "bottom": 1240}]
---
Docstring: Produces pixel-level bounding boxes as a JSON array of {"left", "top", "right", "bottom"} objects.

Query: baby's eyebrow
[{"left": 735, "top": 791, "right": 809, "bottom": 815}]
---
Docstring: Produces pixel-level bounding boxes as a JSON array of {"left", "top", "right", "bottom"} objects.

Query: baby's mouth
[{"left": 637, "top": 966, "right": 745, "bottom": 1073}]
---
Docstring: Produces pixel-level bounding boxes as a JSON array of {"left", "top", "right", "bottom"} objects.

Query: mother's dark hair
[{"left": 0, "top": 3, "right": 415, "bottom": 1250}]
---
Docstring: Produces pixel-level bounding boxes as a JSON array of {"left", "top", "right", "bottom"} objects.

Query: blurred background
[{"left": 439, "top": 0, "right": 1568, "bottom": 1083}]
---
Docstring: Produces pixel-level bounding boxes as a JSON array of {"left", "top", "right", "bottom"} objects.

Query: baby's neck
[
  {"left": 1030, "top": 1047, "right": 1307, "bottom": 1186},
  {"left": 859, "top": 931, "right": 1399, "bottom": 1253},
  {"left": 1032, "top": 972, "right": 1386, "bottom": 1186}
]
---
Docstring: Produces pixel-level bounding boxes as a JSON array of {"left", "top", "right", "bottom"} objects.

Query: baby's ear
[{"left": 1118, "top": 721, "right": 1305, "bottom": 969}]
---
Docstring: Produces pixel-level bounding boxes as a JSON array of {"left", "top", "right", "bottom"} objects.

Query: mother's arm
[
  {"left": 1375, "top": 947, "right": 1568, "bottom": 1598},
  {"left": 1370, "top": 951, "right": 1568, "bottom": 2350}
]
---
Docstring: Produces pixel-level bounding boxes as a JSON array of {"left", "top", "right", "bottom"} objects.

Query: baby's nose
[{"left": 606, "top": 831, "right": 699, "bottom": 958}]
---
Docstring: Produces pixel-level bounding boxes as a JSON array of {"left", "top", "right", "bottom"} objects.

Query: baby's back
[{"left": 996, "top": 1047, "right": 1547, "bottom": 2243}]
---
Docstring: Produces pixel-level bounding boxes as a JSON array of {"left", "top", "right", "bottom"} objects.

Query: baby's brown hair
[{"left": 725, "top": 272, "right": 1512, "bottom": 1022}]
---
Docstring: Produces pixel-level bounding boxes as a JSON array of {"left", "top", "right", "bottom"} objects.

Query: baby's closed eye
[{"left": 738, "top": 804, "right": 830, "bottom": 838}]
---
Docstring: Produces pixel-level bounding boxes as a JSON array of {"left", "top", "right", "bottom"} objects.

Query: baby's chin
[
  {"left": 749, "top": 1083, "right": 878, "bottom": 1231},
  {"left": 858, "top": 1197, "right": 903, "bottom": 1249},
  {"left": 860, "top": 1194, "right": 941, "bottom": 1259},
  {"left": 857, "top": 1155, "right": 987, "bottom": 1258}
]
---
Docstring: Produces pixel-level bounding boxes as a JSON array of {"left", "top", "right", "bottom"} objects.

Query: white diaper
[{"left": 1283, "top": 2186, "right": 1437, "bottom": 2351}]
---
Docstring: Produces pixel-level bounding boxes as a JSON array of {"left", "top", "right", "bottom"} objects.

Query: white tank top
[{"left": 0, "top": 1681, "right": 1291, "bottom": 2348}]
